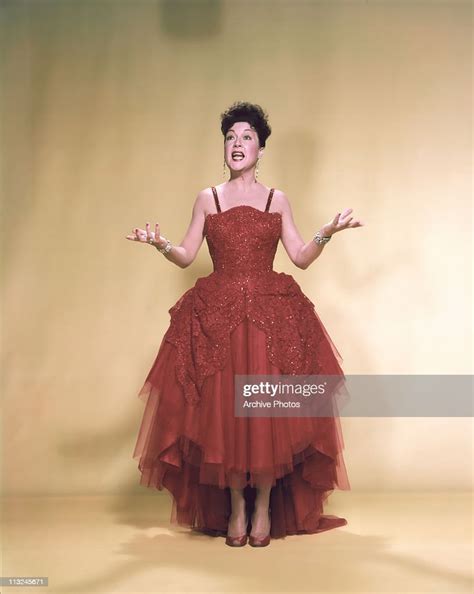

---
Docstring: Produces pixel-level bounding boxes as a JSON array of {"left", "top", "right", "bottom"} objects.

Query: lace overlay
[{"left": 162, "top": 205, "right": 339, "bottom": 406}]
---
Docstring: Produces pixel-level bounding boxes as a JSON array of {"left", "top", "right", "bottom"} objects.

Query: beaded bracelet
[
  {"left": 156, "top": 239, "right": 172, "bottom": 254},
  {"left": 148, "top": 237, "right": 172, "bottom": 253},
  {"left": 313, "top": 231, "right": 332, "bottom": 245}
]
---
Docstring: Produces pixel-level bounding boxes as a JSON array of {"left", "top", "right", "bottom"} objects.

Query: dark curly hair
[{"left": 220, "top": 101, "right": 272, "bottom": 148}]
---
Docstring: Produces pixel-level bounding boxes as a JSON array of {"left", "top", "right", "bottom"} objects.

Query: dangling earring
[
  {"left": 223, "top": 160, "right": 227, "bottom": 178},
  {"left": 255, "top": 158, "right": 260, "bottom": 181}
]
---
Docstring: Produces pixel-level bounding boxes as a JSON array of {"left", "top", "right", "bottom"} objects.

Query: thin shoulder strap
[
  {"left": 211, "top": 186, "right": 221, "bottom": 213},
  {"left": 264, "top": 188, "right": 275, "bottom": 212}
]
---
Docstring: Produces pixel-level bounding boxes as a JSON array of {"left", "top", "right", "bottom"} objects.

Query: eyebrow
[{"left": 227, "top": 128, "right": 254, "bottom": 133}]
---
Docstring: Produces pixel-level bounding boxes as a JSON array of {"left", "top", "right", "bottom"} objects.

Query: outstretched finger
[{"left": 145, "top": 222, "right": 152, "bottom": 242}]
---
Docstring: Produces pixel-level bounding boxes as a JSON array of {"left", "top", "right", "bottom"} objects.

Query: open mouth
[{"left": 231, "top": 151, "right": 245, "bottom": 161}]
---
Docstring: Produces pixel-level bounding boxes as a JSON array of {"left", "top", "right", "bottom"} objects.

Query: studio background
[{"left": 1, "top": 0, "right": 472, "bottom": 500}]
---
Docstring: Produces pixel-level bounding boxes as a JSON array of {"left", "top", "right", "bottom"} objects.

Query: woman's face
[{"left": 224, "top": 121, "right": 263, "bottom": 172}]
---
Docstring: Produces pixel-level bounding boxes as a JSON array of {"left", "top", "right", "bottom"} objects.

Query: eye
[{"left": 226, "top": 134, "right": 252, "bottom": 141}]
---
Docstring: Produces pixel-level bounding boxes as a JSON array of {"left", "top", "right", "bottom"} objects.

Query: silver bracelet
[
  {"left": 313, "top": 231, "right": 332, "bottom": 245},
  {"left": 153, "top": 238, "right": 173, "bottom": 254},
  {"left": 158, "top": 240, "right": 172, "bottom": 254}
]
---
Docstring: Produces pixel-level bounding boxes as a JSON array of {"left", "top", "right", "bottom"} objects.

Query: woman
[{"left": 127, "top": 101, "right": 363, "bottom": 547}]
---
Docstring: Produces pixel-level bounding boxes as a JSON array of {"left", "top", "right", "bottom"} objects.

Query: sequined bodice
[{"left": 203, "top": 187, "right": 281, "bottom": 277}]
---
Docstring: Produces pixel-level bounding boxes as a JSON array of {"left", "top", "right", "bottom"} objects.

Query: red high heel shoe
[
  {"left": 249, "top": 510, "right": 271, "bottom": 547},
  {"left": 225, "top": 533, "right": 248, "bottom": 547},
  {"left": 225, "top": 513, "right": 249, "bottom": 547}
]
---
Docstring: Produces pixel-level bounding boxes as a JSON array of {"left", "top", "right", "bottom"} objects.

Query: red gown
[{"left": 133, "top": 186, "right": 350, "bottom": 539}]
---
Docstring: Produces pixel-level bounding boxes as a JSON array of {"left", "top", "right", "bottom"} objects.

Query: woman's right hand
[{"left": 125, "top": 222, "right": 167, "bottom": 248}]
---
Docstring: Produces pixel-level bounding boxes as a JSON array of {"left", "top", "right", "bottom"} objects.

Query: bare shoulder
[
  {"left": 195, "top": 186, "right": 214, "bottom": 204},
  {"left": 193, "top": 187, "right": 216, "bottom": 217},
  {"left": 271, "top": 188, "right": 292, "bottom": 214}
]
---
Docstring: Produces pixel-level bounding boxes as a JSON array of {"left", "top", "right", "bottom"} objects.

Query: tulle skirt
[{"left": 133, "top": 315, "right": 350, "bottom": 538}]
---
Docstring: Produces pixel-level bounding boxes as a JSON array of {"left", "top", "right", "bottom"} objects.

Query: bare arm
[
  {"left": 277, "top": 190, "right": 326, "bottom": 269},
  {"left": 277, "top": 190, "right": 364, "bottom": 270},
  {"left": 126, "top": 190, "right": 209, "bottom": 268},
  {"left": 158, "top": 190, "right": 209, "bottom": 268}
]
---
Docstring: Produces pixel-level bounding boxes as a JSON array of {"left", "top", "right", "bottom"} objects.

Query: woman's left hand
[{"left": 320, "top": 208, "right": 364, "bottom": 237}]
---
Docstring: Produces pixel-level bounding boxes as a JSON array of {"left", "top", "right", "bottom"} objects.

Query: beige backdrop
[{"left": 1, "top": 0, "right": 472, "bottom": 497}]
